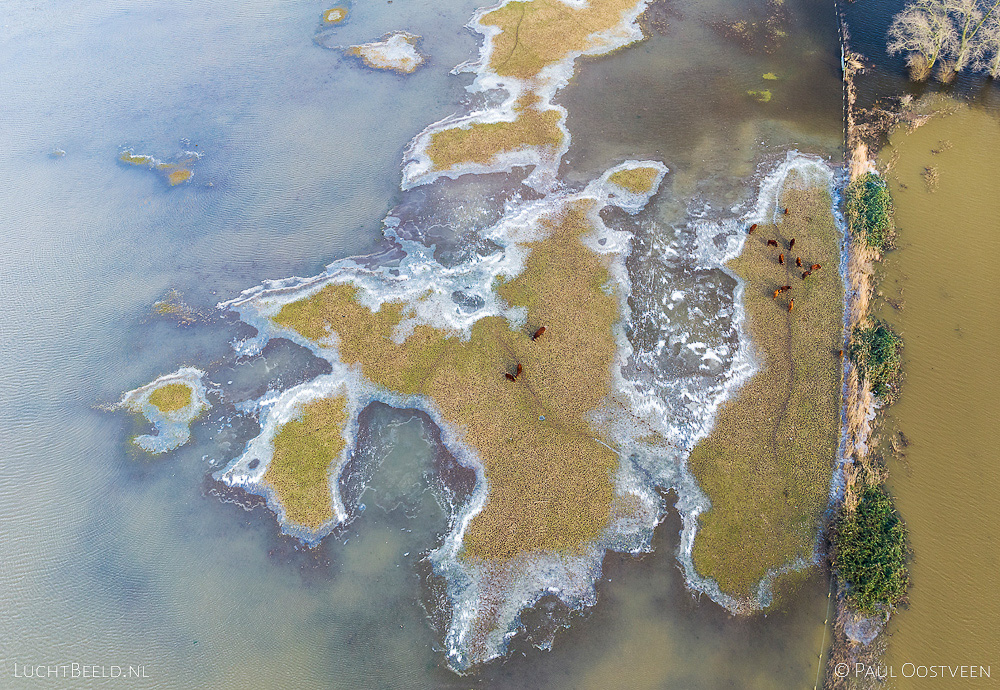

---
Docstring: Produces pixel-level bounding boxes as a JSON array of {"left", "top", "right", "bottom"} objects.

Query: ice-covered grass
[{"left": 346, "top": 32, "right": 426, "bottom": 74}]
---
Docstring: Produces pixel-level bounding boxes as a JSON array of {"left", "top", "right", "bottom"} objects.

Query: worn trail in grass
[{"left": 689, "top": 180, "right": 844, "bottom": 599}]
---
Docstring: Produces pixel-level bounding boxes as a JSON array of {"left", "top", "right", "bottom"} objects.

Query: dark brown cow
[
  {"left": 788, "top": 238, "right": 795, "bottom": 249},
  {"left": 767, "top": 239, "right": 778, "bottom": 247},
  {"left": 505, "top": 373, "right": 516, "bottom": 382},
  {"left": 802, "top": 270, "right": 812, "bottom": 280},
  {"left": 811, "top": 264, "right": 821, "bottom": 271},
  {"left": 531, "top": 326, "right": 546, "bottom": 341},
  {"left": 747, "top": 223, "right": 758, "bottom": 234},
  {"left": 783, "top": 208, "right": 789, "bottom": 215}
]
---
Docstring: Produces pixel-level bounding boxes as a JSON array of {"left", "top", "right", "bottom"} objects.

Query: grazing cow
[
  {"left": 748, "top": 223, "right": 758, "bottom": 234},
  {"left": 781, "top": 284, "right": 792, "bottom": 292},
  {"left": 783, "top": 208, "right": 789, "bottom": 215},
  {"left": 788, "top": 238, "right": 795, "bottom": 249},
  {"left": 811, "top": 264, "right": 821, "bottom": 271},
  {"left": 516, "top": 363, "right": 522, "bottom": 378},
  {"left": 802, "top": 270, "right": 812, "bottom": 280},
  {"left": 788, "top": 299, "right": 794, "bottom": 312},
  {"left": 796, "top": 257, "right": 802, "bottom": 267},
  {"left": 773, "top": 288, "right": 781, "bottom": 299},
  {"left": 767, "top": 239, "right": 778, "bottom": 247},
  {"left": 779, "top": 253, "right": 784, "bottom": 265},
  {"left": 838, "top": 350, "right": 844, "bottom": 358},
  {"left": 505, "top": 373, "right": 516, "bottom": 382},
  {"left": 531, "top": 326, "right": 546, "bottom": 341}
]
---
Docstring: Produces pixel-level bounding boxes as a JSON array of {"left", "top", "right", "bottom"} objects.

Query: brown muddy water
[{"left": 874, "top": 103, "right": 1000, "bottom": 688}]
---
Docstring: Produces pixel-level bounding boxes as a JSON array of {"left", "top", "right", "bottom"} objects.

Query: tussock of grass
[
  {"left": 148, "top": 383, "right": 193, "bottom": 413},
  {"left": 688, "top": 184, "right": 844, "bottom": 598},
  {"left": 846, "top": 172, "right": 893, "bottom": 250},
  {"left": 165, "top": 168, "right": 192, "bottom": 185},
  {"left": 264, "top": 396, "right": 348, "bottom": 530},
  {"left": 426, "top": 97, "right": 563, "bottom": 172},
  {"left": 608, "top": 166, "right": 659, "bottom": 194},
  {"left": 834, "top": 484, "right": 908, "bottom": 615},
  {"left": 482, "top": 0, "right": 642, "bottom": 80},
  {"left": 848, "top": 320, "right": 902, "bottom": 402},
  {"left": 119, "top": 152, "right": 156, "bottom": 166},
  {"left": 273, "top": 202, "right": 621, "bottom": 559},
  {"left": 323, "top": 7, "right": 347, "bottom": 23}
]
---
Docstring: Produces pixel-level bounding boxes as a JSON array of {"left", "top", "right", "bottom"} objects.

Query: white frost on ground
[{"left": 346, "top": 32, "right": 426, "bottom": 74}]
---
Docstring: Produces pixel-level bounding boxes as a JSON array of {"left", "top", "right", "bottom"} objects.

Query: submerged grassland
[
  {"left": 273, "top": 202, "right": 623, "bottom": 560},
  {"left": 263, "top": 396, "right": 348, "bottom": 530},
  {"left": 688, "top": 183, "right": 843, "bottom": 598},
  {"left": 148, "top": 383, "right": 194, "bottom": 413}
]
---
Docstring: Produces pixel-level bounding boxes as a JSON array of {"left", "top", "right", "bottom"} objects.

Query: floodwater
[
  {"left": 1, "top": 0, "right": 854, "bottom": 686},
  {"left": 875, "top": 104, "right": 1000, "bottom": 688}
]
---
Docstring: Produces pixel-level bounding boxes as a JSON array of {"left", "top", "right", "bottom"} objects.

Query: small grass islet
[
  {"left": 688, "top": 182, "right": 844, "bottom": 599},
  {"left": 426, "top": 96, "right": 564, "bottom": 171},
  {"left": 273, "top": 202, "right": 622, "bottom": 560},
  {"left": 323, "top": 7, "right": 347, "bottom": 23},
  {"left": 608, "top": 166, "right": 660, "bottom": 194},
  {"left": 346, "top": 32, "right": 426, "bottom": 74},
  {"left": 846, "top": 172, "right": 894, "bottom": 250},
  {"left": 848, "top": 320, "right": 903, "bottom": 403},
  {"left": 833, "top": 484, "right": 909, "bottom": 615},
  {"left": 148, "top": 383, "right": 194, "bottom": 414},
  {"left": 263, "top": 396, "right": 348, "bottom": 530},
  {"left": 119, "top": 149, "right": 196, "bottom": 186}
]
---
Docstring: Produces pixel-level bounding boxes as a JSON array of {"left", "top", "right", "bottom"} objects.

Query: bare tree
[
  {"left": 945, "top": 0, "right": 1000, "bottom": 71},
  {"left": 888, "top": 0, "right": 958, "bottom": 80},
  {"left": 971, "top": 12, "right": 1000, "bottom": 76}
]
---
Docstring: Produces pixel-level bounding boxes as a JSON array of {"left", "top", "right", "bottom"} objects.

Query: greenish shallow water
[{"left": 0, "top": 0, "right": 854, "bottom": 686}]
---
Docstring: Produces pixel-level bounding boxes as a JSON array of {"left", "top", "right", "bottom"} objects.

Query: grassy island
[
  {"left": 263, "top": 396, "right": 348, "bottom": 530},
  {"left": 148, "top": 383, "right": 194, "bottom": 414},
  {"left": 426, "top": 97, "right": 563, "bottom": 172},
  {"left": 323, "top": 7, "right": 347, "bottom": 24},
  {"left": 482, "top": 0, "right": 641, "bottom": 80},
  {"left": 273, "top": 202, "right": 624, "bottom": 559},
  {"left": 423, "top": 0, "right": 646, "bottom": 173},
  {"left": 119, "top": 150, "right": 194, "bottom": 186},
  {"left": 688, "top": 182, "right": 844, "bottom": 598},
  {"left": 608, "top": 166, "right": 660, "bottom": 194}
]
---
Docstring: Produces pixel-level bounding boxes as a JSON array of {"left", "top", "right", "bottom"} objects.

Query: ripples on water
[{"left": 2, "top": 0, "right": 851, "bottom": 686}]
